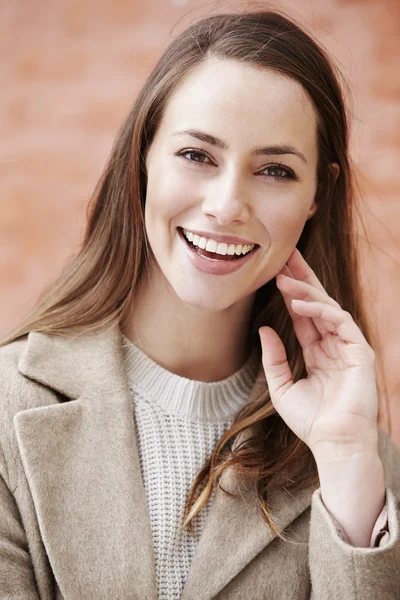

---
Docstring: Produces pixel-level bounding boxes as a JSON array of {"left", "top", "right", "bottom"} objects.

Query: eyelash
[{"left": 176, "top": 149, "right": 297, "bottom": 182}]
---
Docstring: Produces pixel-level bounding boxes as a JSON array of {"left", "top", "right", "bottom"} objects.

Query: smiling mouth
[{"left": 178, "top": 227, "right": 258, "bottom": 261}]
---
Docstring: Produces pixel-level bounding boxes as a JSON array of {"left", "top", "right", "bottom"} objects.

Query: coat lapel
[
  {"left": 14, "top": 325, "right": 158, "bottom": 600},
  {"left": 181, "top": 454, "right": 313, "bottom": 599},
  {"left": 13, "top": 324, "right": 314, "bottom": 600}
]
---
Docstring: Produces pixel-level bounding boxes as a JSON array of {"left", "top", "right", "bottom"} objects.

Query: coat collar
[{"left": 14, "top": 324, "right": 314, "bottom": 600}]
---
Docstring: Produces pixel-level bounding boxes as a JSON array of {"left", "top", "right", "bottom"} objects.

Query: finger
[
  {"left": 258, "top": 326, "right": 294, "bottom": 404},
  {"left": 277, "top": 274, "right": 340, "bottom": 345},
  {"left": 286, "top": 248, "right": 327, "bottom": 294},
  {"left": 276, "top": 274, "right": 340, "bottom": 308},
  {"left": 291, "top": 300, "right": 371, "bottom": 347},
  {"left": 276, "top": 273, "right": 321, "bottom": 347},
  {"left": 277, "top": 261, "right": 295, "bottom": 278},
  {"left": 276, "top": 262, "right": 340, "bottom": 348}
]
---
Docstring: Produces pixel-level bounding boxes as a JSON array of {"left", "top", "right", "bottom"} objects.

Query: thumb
[{"left": 258, "top": 326, "right": 294, "bottom": 406}]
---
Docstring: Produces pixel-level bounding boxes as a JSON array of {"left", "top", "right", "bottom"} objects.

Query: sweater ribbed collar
[{"left": 122, "top": 334, "right": 261, "bottom": 421}]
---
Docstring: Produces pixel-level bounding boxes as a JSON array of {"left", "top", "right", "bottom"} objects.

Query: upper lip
[{"left": 180, "top": 227, "right": 258, "bottom": 246}]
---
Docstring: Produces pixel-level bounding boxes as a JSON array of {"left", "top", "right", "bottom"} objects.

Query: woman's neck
[{"left": 122, "top": 270, "right": 256, "bottom": 382}]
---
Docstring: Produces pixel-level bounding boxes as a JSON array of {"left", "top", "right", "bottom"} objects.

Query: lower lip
[{"left": 178, "top": 228, "right": 258, "bottom": 276}]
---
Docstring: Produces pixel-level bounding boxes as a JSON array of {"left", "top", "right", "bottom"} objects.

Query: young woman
[{"left": 0, "top": 9, "right": 399, "bottom": 600}]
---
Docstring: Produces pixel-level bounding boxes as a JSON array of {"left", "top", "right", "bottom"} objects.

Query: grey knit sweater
[{"left": 122, "top": 335, "right": 261, "bottom": 600}]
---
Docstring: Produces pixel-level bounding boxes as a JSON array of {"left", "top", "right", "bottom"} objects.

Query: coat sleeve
[
  {"left": 0, "top": 445, "right": 40, "bottom": 599},
  {"left": 309, "top": 430, "right": 400, "bottom": 599},
  {"left": 324, "top": 497, "right": 389, "bottom": 547},
  {"left": 309, "top": 487, "right": 399, "bottom": 599}
]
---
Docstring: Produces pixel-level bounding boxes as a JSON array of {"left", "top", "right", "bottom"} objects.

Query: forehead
[{"left": 156, "top": 58, "right": 318, "bottom": 158}]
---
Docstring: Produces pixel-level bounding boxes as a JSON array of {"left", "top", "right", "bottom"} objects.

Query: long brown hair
[{"left": 1, "top": 9, "right": 383, "bottom": 538}]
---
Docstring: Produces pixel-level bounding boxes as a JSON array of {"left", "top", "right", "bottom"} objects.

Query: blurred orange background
[{"left": 1, "top": 0, "right": 399, "bottom": 441}]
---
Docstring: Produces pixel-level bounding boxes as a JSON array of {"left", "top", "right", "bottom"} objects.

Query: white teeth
[
  {"left": 205, "top": 239, "right": 218, "bottom": 252},
  {"left": 216, "top": 243, "right": 228, "bottom": 255},
  {"left": 182, "top": 229, "right": 255, "bottom": 256}
]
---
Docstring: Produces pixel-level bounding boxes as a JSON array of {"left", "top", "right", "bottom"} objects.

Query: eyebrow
[{"left": 172, "top": 128, "right": 308, "bottom": 164}]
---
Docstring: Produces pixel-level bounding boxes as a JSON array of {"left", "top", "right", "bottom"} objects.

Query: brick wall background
[{"left": 1, "top": 0, "right": 399, "bottom": 440}]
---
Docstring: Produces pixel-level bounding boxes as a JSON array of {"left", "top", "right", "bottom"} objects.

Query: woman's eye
[
  {"left": 176, "top": 151, "right": 297, "bottom": 182},
  {"left": 178, "top": 149, "right": 213, "bottom": 165},
  {"left": 259, "top": 164, "right": 297, "bottom": 182}
]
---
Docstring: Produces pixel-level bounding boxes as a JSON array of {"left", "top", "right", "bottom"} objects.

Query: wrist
[
  {"left": 311, "top": 431, "right": 380, "bottom": 466},
  {"left": 314, "top": 451, "right": 386, "bottom": 547},
  {"left": 316, "top": 450, "right": 384, "bottom": 483}
]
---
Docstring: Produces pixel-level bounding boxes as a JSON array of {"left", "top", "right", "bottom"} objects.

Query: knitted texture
[{"left": 122, "top": 336, "right": 261, "bottom": 600}]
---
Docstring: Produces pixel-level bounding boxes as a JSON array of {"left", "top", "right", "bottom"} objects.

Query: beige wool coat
[{"left": 0, "top": 324, "right": 400, "bottom": 600}]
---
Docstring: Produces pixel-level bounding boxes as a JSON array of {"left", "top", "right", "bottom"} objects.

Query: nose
[{"left": 201, "top": 169, "right": 251, "bottom": 226}]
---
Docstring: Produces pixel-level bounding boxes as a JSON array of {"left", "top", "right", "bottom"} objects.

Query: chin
[
  {"left": 172, "top": 278, "right": 259, "bottom": 313},
  {"left": 172, "top": 286, "right": 239, "bottom": 313}
]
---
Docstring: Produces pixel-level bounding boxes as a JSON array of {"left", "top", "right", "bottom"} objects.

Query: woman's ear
[
  {"left": 307, "top": 200, "right": 318, "bottom": 220},
  {"left": 307, "top": 162, "right": 341, "bottom": 220},
  {"left": 329, "top": 162, "right": 340, "bottom": 183}
]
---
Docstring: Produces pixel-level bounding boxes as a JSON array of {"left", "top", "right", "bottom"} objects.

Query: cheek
[
  {"left": 145, "top": 161, "right": 196, "bottom": 223},
  {"left": 259, "top": 192, "right": 312, "bottom": 245},
  {"left": 252, "top": 200, "right": 312, "bottom": 290}
]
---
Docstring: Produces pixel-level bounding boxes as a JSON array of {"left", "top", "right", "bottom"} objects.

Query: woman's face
[{"left": 144, "top": 58, "right": 321, "bottom": 311}]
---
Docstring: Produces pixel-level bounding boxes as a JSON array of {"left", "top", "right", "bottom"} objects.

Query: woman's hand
[{"left": 258, "top": 247, "right": 379, "bottom": 459}]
